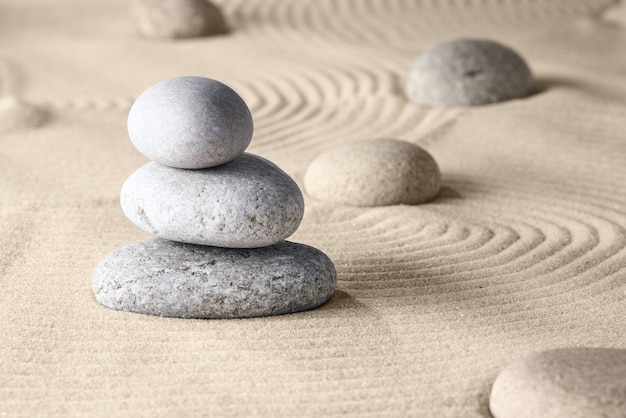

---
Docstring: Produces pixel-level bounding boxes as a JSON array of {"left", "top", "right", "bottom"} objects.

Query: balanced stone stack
[{"left": 93, "top": 76, "right": 336, "bottom": 319}]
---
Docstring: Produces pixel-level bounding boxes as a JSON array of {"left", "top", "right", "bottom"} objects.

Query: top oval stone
[
  {"left": 127, "top": 76, "right": 253, "bottom": 169},
  {"left": 406, "top": 38, "right": 533, "bottom": 107}
]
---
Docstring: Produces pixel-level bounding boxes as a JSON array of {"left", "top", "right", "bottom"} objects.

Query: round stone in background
[
  {"left": 120, "top": 153, "right": 305, "bottom": 248},
  {"left": 490, "top": 347, "right": 626, "bottom": 418},
  {"left": 93, "top": 239, "right": 337, "bottom": 319},
  {"left": 127, "top": 76, "right": 253, "bottom": 169},
  {"left": 406, "top": 38, "right": 533, "bottom": 107},
  {"left": 130, "top": 0, "right": 227, "bottom": 39},
  {"left": 304, "top": 139, "right": 440, "bottom": 207}
]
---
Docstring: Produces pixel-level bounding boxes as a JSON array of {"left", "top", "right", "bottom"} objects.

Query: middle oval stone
[{"left": 120, "top": 153, "right": 305, "bottom": 248}]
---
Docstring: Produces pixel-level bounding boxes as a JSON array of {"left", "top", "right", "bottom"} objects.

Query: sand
[{"left": 1, "top": 0, "right": 625, "bottom": 416}]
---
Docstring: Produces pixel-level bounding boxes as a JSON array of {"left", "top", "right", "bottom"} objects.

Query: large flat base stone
[{"left": 93, "top": 239, "right": 336, "bottom": 319}]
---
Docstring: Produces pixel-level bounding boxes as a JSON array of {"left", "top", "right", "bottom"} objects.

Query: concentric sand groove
[
  {"left": 218, "top": 0, "right": 616, "bottom": 47},
  {"left": 237, "top": 49, "right": 466, "bottom": 161},
  {"left": 296, "top": 146, "right": 626, "bottom": 302},
  {"left": 2, "top": 1, "right": 626, "bottom": 417},
  {"left": 41, "top": 97, "right": 134, "bottom": 111}
]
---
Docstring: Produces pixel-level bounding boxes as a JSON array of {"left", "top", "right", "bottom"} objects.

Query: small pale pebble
[
  {"left": 304, "top": 139, "right": 440, "bottom": 207},
  {"left": 490, "top": 347, "right": 626, "bottom": 418},
  {"left": 406, "top": 38, "right": 533, "bottom": 107},
  {"left": 130, "top": 0, "right": 227, "bottom": 39},
  {"left": 120, "top": 153, "right": 304, "bottom": 248},
  {"left": 0, "top": 96, "right": 47, "bottom": 133},
  {"left": 93, "top": 239, "right": 337, "bottom": 319},
  {"left": 127, "top": 76, "right": 253, "bottom": 169}
]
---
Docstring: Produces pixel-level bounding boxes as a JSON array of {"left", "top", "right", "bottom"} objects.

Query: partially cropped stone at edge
[{"left": 490, "top": 347, "right": 626, "bottom": 418}]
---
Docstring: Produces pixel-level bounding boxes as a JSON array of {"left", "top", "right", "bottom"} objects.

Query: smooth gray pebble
[
  {"left": 127, "top": 76, "right": 252, "bottom": 169},
  {"left": 406, "top": 38, "right": 533, "bottom": 107}
]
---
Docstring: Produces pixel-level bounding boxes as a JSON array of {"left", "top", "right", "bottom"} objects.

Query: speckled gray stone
[
  {"left": 93, "top": 239, "right": 337, "bottom": 319},
  {"left": 127, "top": 76, "right": 252, "bottom": 169},
  {"left": 130, "top": 0, "right": 227, "bottom": 39},
  {"left": 490, "top": 348, "right": 626, "bottom": 418},
  {"left": 120, "top": 153, "right": 304, "bottom": 248},
  {"left": 406, "top": 38, "right": 533, "bottom": 107},
  {"left": 304, "top": 139, "right": 440, "bottom": 207}
]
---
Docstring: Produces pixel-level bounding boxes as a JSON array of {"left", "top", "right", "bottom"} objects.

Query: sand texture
[{"left": 1, "top": 0, "right": 625, "bottom": 416}]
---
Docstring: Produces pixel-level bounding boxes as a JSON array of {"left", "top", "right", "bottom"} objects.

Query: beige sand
[{"left": 1, "top": 0, "right": 625, "bottom": 416}]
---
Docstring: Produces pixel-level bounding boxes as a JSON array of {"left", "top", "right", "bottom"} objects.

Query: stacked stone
[{"left": 93, "top": 76, "right": 336, "bottom": 319}]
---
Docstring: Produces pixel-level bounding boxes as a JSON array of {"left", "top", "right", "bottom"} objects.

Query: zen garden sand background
[{"left": 1, "top": 0, "right": 626, "bottom": 416}]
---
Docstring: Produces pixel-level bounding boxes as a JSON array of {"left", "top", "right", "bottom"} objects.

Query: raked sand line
[
  {"left": 234, "top": 48, "right": 404, "bottom": 132},
  {"left": 217, "top": 0, "right": 616, "bottom": 48},
  {"left": 304, "top": 180, "right": 626, "bottom": 256},
  {"left": 40, "top": 96, "right": 134, "bottom": 111},
  {"left": 293, "top": 193, "right": 625, "bottom": 304},
  {"left": 240, "top": 68, "right": 452, "bottom": 159},
  {"left": 217, "top": 0, "right": 626, "bottom": 165}
]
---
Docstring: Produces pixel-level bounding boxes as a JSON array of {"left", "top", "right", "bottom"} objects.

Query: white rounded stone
[
  {"left": 130, "top": 0, "right": 227, "bottom": 39},
  {"left": 127, "top": 76, "right": 253, "bottom": 169},
  {"left": 304, "top": 139, "right": 440, "bottom": 207},
  {"left": 93, "top": 239, "right": 337, "bottom": 319},
  {"left": 406, "top": 38, "right": 533, "bottom": 107},
  {"left": 120, "top": 153, "right": 304, "bottom": 248},
  {"left": 490, "top": 347, "right": 626, "bottom": 418}
]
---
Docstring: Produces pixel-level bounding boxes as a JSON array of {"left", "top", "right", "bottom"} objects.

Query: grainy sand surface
[{"left": 1, "top": 0, "right": 625, "bottom": 416}]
